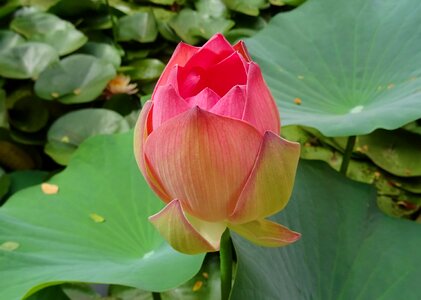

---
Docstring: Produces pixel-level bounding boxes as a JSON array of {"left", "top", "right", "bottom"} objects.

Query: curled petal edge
[
  {"left": 149, "top": 199, "right": 225, "bottom": 255},
  {"left": 229, "top": 219, "right": 301, "bottom": 247},
  {"left": 134, "top": 101, "right": 171, "bottom": 202},
  {"left": 229, "top": 131, "right": 300, "bottom": 224}
]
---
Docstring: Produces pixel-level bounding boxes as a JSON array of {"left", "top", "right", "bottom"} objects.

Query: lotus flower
[{"left": 134, "top": 34, "right": 301, "bottom": 254}]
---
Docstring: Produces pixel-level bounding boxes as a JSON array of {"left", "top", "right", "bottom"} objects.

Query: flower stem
[
  {"left": 152, "top": 292, "right": 161, "bottom": 300},
  {"left": 340, "top": 135, "right": 356, "bottom": 175},
  {"left": 220, "top": 228, "right": 233, "bottom": 300}
]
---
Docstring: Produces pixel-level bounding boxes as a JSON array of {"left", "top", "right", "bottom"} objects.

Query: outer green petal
[
  {"left": 229, "top": 132, "right": 300, "bottom": 224},
  {"left": 149, "top": 199, "right": 226, "bottom": 254},
  {"left": 229, "top": 219, "right": 300, "bottom": 247}
]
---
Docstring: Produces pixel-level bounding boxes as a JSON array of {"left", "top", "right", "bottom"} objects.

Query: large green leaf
[
  {"left": 0, "top": 42, "right": 58, "bottom": 79},
  {"left": 231, "top": 160, "right": 421, "bottom": 299},
  {"left": 11, "top": 12, "right": 87, "bottom": 55},
  {"left": 0, "top": 132, "right": 205, "bottom": 300},
  {"left": 34, "top": 54, "right": 116, "bottom": 104},
  {"left": 246, "top": 0, "right": 421, "bottom": 136},
  {"left": 45, "top": 108, "right": 130, "bottom": 165}
]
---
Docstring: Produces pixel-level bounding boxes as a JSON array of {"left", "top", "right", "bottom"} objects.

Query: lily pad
[
  {"left": 0, "top": 42, "right": 58, "bottom": 79},
  {"left": 45, "top": 108, "right": 129, "bottom": 165},
  {"left": 116, "top": 12, "right": 158, "bottom": 43},
  {"left": 357, "top": 129, "right": 421, "bottom": 177},
  {"left": 8, "top": 95, "right": 49, "bottom": 133},
  {"left": 231, "top": 160, "right": 421, "bottom": 299},
  {"left": 124, "top": 58, "right": 165, "bottom": 81},
  {"left": 34, "top": 54, "right": 116, "bottom": 104},
  {"left": 77, "top": 42, "right": 122, "bottom": 68},
  {"left": 246, "top": 0, "right": 421, "bottom": 136},
  {"left": 11, "top": 12, "right": 87, "bottom": 55},
  {"left": 0, "top": 30, "right": 25, "bottom": 52},
  {"left": 0, "top": 132, "right": 205, "bottom": 299}
]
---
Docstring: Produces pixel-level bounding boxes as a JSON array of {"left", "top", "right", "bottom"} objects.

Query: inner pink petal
[
  {"left": 206, "top": 52, "right": 248, "bottom": 97},
  {"left": 210, "top": 85, "right": 246, "bottom": 120},
  {"left": 186, "top": 88, "right": 220, "bottom": 110}
]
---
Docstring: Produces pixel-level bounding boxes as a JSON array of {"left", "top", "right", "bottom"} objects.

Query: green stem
[
  {"left": 152, "top": 292, "right": 161, "bottom": 300},
  {"left": 220, "top": 228, "right": 233, "bottom": 300},
  {"left": 340, "top": 135, "right": 356, "bottom": 175}
]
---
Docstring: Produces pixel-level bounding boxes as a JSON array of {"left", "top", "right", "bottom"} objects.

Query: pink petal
[
  {"left": 134, "top": 101, "right": 171, "bottom": 202},
  {"left": 206, "top": 52, "right": 248, "bottom": 97},
  {"left": 144, "top": 107, "right": 262, "bottom": 222},
  {"left": 177, "top": 34, "right": 236, "bottom": 98},
  {"left": 228, "top": 219, "right": 301, "bottom": 247},
  {"left": 229, "top": 132, "right": 300, "bottom": 224},
  {"left": 152, "top": 84, "right": 190, "bottom": 129},
  {"left": 134, "top": 100, "right": 153, "bottom": 176},
  {"left": 183, "top": 33, "right": 235, "bottom": 71},
  {"left": 149, "top": 199, "right": 225, "bottom": 254},
  {"left": 185, "top": 87, "right": 220, "bottom": 110},
  {"left": 210, "top": 85, "right": 246, "bottom": 119},
  {"left": 243, "top": 63, "right": 280, "bottom": 135},
  {"left": 152, "top": 42, "right": 198, "bottom": 98},
  {"left": 233, "top": 40, "right": 252, "bottom": 62}
]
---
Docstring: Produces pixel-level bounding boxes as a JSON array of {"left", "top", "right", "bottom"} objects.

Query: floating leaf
[
  {"left": 169, "top": 8, "right": 234, "bottom": 44},
  {"left": 231, "top": 160, "right": 421, "bottom": 299},
  {"left": 11, "top": 12, "right": 87, "bottom": 55},
  {"left": 0, "top": 167, "right": 11, "bottom": 202},
  {"left": 223, "top": 0, "right": 268, "bottom": 16},
  {"left": 0, "top": 42, "right": 58, "bottom": 79},
  {"left": 35, "top": 54, "right": 116, "bottom": 104},
  {"left": 358, "top": 129, "right": 421, "bottom": 177},
  {"left": 246, "top": 0, "right": 421, "bottom": 136},
  {"left": 78, "top": 42, "right": 122, "bottom": 68},
  {"left": 8, "top": 95, "right": 49, "bottom": 133},
  {"left": 125, "top": 58, "right": 165, "bottom": 81},
  {"left": 116, "top": 12, "right": 158, "bottom": 43},
  {"left": 44, "top": 108, "right": 129, "bottom": 165},
  {"left": 0, "top": 132, "right": 205, "bottom": 299},
  {"left": 0, "top": 30, "right": 25, "bottom": 52}
]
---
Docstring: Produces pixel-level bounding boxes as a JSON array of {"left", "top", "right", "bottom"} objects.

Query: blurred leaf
[
  {"left": 26, "top": 285, "right": 70, "bottom": 300},
  {"left": 358, "top": 129, "right": 421, "bottom": 177},
  {"left": 124, "top": 58, "right": 165, "bottom": 81},
  {"left": 0, "top": 0, "right": 20, "bottom": 19},
  {"left": 78, "top": 42, "right": 122, "bottom": 68},
  {"left": 196, "top": 0, "right": 229, "bottom": 18},
  {"left": 0, "top": 140, "right": 35, "bottom": 170},
  {"left": 116, "top": 11, "right": 158, "bottom": 43},
  {"left": 61, "top": 283, "right": 98, "bottom": 300},
  {"left": 223, "top": 0, "right": 268, "bottom": 16},
  {"left": 152, "top": 8, "right": 179, "bottom": 42},
  {"left": 402, "top": 121, "right": 421, "bottom": 135},
  {"left": 103, "top": 94, "right": 140, "bottom": 116},
  {"left": 45, "top": 108, "right": 129, "bottom": 165},
  {"left": 0, "top": 132, "right": 205, "bottom": 299},
  {"left": 0, "top": 42, "right": 58, "bottom": 79},
  {"left": 8, "top": 95, "right": 49, "bottom": 133},
  {"left": 0, "top": 30, "right": 25, "bottom": 52},
  {"left": 169, "top": 8, "right": 234, "bottom": 44},
  {"left": 231, "top": 160, "right": 421, "bottom": 299},
  {"left": 246, "top": 0, "right": 421, "bottom": 136},
  {"left": 35, "top": 54, "right": 116, "bottom": 104},
  {"left": 0, "top": 88, "right": 7, "bottom": 128},
  {"left": 11, "top": 12, "right": 87, "bottom": 55},
  {"left": 48, "top": 0, "right": 102, "bottom": 17},
  {"left": 0, "top": 167, "right": 11, "bottom": 202}
]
